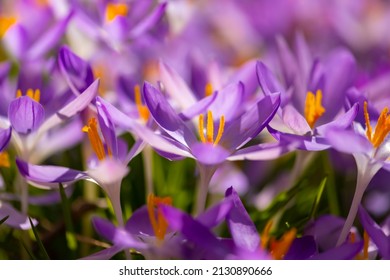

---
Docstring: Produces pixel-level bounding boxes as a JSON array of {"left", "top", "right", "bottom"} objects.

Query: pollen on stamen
[
  {"left": 206, "top": 111, "right": 214, "bottom": 143},
  {"left": 304, "top": 90, "right": 325, "bottom": 129},
  {"left": 364, "top": 101, "right": 390, "bottom": 148},
  {"left": 16, "top": 89, "right": 41, "bottom": 102},
  {"left": 82, "top": 118, "right": 106, "bottom": 161},
  {"left": 198, "top": 111, "right": 225, "bottom": 145}
]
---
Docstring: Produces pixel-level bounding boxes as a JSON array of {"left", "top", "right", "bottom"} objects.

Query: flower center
[
  {"left": 16, "top": 89, "right": 41, "bottom": 103},
  {"left": 364, "top": 101, "right": 390, "bottom": 148},
  {"left": 134, "top": 85, "right": 150, "bottom": 122},
  {"left": 147, "top": 193, "right": 172, "bottom": 242},
  {"left": 0, "top": 152, "right": 10, "bottom": 168},
  {"left": 198, "top": 111, "right": 225, "bottom": 145},
  {"left": 105, "top": 3, "right": 129, "bottom": 22},
  {"left": 82, "top": 117, "right": 111, "bottom": 161},
  {"left": 204, "top": 82, "right": 213, "bottom": 97},
  {"left": 0, "top": 16, "right": 17, "bottom": 38},
  {"left": 304, "top": 89, "right": 325, "bottom": 129}
]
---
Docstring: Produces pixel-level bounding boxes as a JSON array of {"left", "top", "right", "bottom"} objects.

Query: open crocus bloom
[
  {"left": 326, "top": 101, "right": 390, "bottom": 245},
  {"left": 125, "top": 82, "right": 283, "bottom": 166},
  {"left": 1, "top": 1, "right": 73, "bottom": 62},
  {"left": 15, "top": 95, "right": 145, "bottom": 226},
  {"left": 256, "top": 34, "right": 359, "bottom": 151}
]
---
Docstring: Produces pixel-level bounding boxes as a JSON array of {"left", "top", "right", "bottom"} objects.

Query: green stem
[{"left": 142, "top": 145, "right": 154, "bottom": 198}]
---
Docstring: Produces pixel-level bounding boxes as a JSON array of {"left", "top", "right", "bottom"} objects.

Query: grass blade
[
  {"left": 59, "top": 183, "right": 78, "bottom": 253},
  {"left": 0, "top": 215, "right": 9, "bottom": 226},
  {"left": 310, "top": 177, "right": 327, "bottom": 219},
  {"left": 29, "top": 217, "right": 50, "bottom": 260},
  {"left": 19, "top": 239, "right": 36, "bottom": 260}
]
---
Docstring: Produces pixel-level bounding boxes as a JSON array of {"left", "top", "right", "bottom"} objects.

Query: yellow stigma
[
  {"left": 304, "top": 89, "right": 325, "bottom": 129},
  {"left": 82, "top": 118, "right": 111, "bottom": 161},
  {"left": 205, "top": 82, "right": 213, "bottom": 97},
  {"left": 269, "top": 228, "right": 297, "bottom": 260},
  {"left": 105, "top": 3, "right": 129, "bottom": 22},
  {"left": 147, "top": 193, "right": 172, "bottom": 242},
  {"left": 0, "top": 16, "right": 17, "bottom": 38},
  {"left": 198, "top": 111, "right": 225, "bottom": 145},
  {"left": 134, "top": 85, "right": 150, "bottom": 122},
  {"left": 0, "top": 152, "right": 10, "bottom": 168},
  {"left": 16, "top": 89, "right": 41, "bottom": 102},
  {"left": 364, "top": 101, "right": 390, "bottom": 148}
]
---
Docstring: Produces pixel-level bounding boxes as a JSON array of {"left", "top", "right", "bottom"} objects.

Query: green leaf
[
  {"left": 19, "top": 239, "right": 36, "bottom": 260},
  {"left": 0, "top": 215, "right": 9, "bottom": 226},
  {"left": 59, "top": 183, "right": 78, "bottom": 253},
  {"left": 29, "top": 217, "right": 50, "bottom": 260},
  {"left": 310, "top": 177, "right": 327, "bottom": 219}
]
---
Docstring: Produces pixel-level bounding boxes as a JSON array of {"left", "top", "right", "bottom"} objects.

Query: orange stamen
[
  {"left": 206, "top": 111, "right": 214, "bottom": 143},
  {"left": 364, "top": 101, "right": 390, "bottom": 148},
  {"left": 82, "top": 118, "right": 107, "bottom": 161},
  {"left": 105, "top": 3, "right": 128, "bottom": 22},
  {"left": 198, "top": 111, "right": 225, "bottom": 145},
  {"left": 134, "top": 85, "right": 150, "bottom": 122},
  {"left": 261, "top": 220, "right": 273, "bottom": 249},
  {"left": 304, "top": 89, "right": 325, "bottom": 128},
  {"left": 16, "top": 89, "right": 41, "bottom": 102},
  {"left": 363, "top": 230, "right": 369, "bottom": 260},
  {"left": 270, "top": 228, "right": 297, "bottom": 260},
  {"left": 147, "top": 193, "right": 172, "bottom": 242},
  {"left": 0, "top": 152, "right": 10, "bottom": 168}
]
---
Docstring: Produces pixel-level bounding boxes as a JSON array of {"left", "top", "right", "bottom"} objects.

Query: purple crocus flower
[
  {"left": 358, "top": 205, "right": 390, "bottom": 259},
  {"left": 7, "top": 79, "right": 98, "bottom": 163},
  {"left": 89, "top": 189, "right": 260, "bottom": 260},
  {"left": 224, "top": 187, "right": 318, "bottom": 260},
  {"left": 325, "top": 100, "right": 390, "bottom": 245},
  {"left": 115, "top": 81, "right": 284, "bottom": 213},
  {"left": 16, "top": 95, "right": 144, "bottom": 226},
  {"left": 1, "top": 2, "right": 73, "bottom": 62},
  {"left": 70, "top": 0, "right": 167, "bottom": 51},
  {"left": 257, "top": 34, "right": 359, "bottom": 151},
  {"left": 1, "top": 79, "right": 98, "bottom": 214}
]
